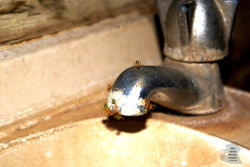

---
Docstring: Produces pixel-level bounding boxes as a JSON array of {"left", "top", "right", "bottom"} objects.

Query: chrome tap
[
  {"left": 107, "top": 0, "right": 238, "bottom": 116},
  {"left": 157, "top": 0, "right": 238, "bottom": 62}
]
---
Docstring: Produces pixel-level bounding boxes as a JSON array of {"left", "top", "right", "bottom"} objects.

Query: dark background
[{"left": 219, "top": 0, "right": 250, "bottom": 91}]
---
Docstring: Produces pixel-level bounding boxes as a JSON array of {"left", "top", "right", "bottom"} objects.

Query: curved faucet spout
[
  {"left": 107, "top": 0, "right": 237, "bottom": 117},
  {"left": 107, "top": 58, "right": 225, "bottom": 116}
]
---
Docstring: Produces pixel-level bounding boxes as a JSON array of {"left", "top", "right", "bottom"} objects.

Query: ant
[
  {"left": 134, "top": 60, "right": 142, "bottom": 69},
  {"left": 112, "top": 99, "right": 124, "bottom": 120},
  {"left": 113, "top": 114, "right": 124, "bottom": 120},
  {"left": 102, "top": 103, "right": 114, "bottom": 116},
  {"left": 102, "top": 99, "right": 124, "bottom": 120},
  {"left": 143, "top": 98, "right": 156, "bottom": 114},
  {"left": 136, "top": 81, "right": 144, "bottom": 88},
  {"left": 106, "top": 83, "right": 113, "bottom": 93}
]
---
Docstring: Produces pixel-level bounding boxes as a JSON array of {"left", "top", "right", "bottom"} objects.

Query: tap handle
[{"left": 156, "top": 0, "right": 238, "bottom": 62}]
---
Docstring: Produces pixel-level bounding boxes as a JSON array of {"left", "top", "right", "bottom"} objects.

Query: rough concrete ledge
[{"left": 0, "top": 13, "right": 161, "bottom": 127}]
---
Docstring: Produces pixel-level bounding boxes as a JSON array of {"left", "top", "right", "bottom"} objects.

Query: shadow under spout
[{"left": 107, "top": 58, "right": 225, "bottom": 116}]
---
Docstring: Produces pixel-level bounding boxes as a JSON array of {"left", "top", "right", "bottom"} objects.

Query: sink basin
[
  {"left": 0, "top": 117, "right": 249, "bottom": 167},
  {"left": 0, "top": 87, "right": 249, "bottom": 167}
]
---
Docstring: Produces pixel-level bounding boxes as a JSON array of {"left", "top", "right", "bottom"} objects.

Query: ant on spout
[
  {"left": 134, "top": 60, "right": 142, "bottom": 69},
  {"left": 102, "top": 99, "right": 124, "bottom": 120}
]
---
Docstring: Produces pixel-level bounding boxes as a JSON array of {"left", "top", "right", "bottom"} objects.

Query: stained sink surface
[{"left": 0, "top": 118, "right": 249, "bottom": 167}]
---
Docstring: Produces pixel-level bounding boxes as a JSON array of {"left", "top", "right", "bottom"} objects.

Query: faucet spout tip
[{"left": 107, "top": 89, "right": 147, "bottom": 116}]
